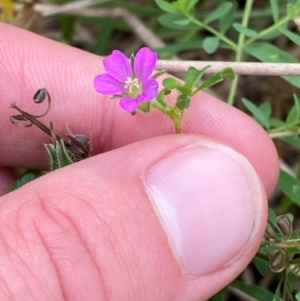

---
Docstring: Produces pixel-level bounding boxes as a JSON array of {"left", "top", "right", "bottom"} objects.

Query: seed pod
[
  {"left": 269, "top": 249, "right": 288, "bottom": 273},
  {"left": 277, "top": 215, "right": 293, "bottom": 238},
  {"left": 33, "top": 88, "right": 47, "bottom": 103}
]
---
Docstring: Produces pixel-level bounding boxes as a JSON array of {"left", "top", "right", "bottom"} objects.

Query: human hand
[{"left": 0, "top": 23, "right": 278, "bottom": 301}]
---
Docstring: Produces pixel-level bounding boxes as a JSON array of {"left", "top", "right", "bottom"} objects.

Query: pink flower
[{"left": 94, "top": 47, "right": 158, "bottom": 112}]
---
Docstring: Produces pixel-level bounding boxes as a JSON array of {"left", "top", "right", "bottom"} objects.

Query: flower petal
[
  {"left": 103, "top": 50, "right": 132, "bottom": 82},
  {"left": 141, "top": 79, "right": 158, "bottom": 101},
  {"left": 134, "top": 47, "right": 157, "bottom": 81},
  {"left": 119, "top": 97, "right": 140, "bottom": 112},
  {"left": 94, "top": 74, "right": 125, "bottom": 94}
]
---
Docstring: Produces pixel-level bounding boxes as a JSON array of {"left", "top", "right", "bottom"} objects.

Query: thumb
[{"left": 0, "top": 134, "right": 267, "bottom": 301}]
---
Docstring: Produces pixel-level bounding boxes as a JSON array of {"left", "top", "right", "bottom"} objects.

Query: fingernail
[{"left": 145, "top": 142, "right": 263, "bottom": 276}]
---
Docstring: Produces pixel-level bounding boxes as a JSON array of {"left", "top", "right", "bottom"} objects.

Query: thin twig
[{"left": 156, "top": 60, "right": 300, "bottom": 76}]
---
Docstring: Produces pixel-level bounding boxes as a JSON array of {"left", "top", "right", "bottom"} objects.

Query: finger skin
[
  {"left": 0, "top": 135, "right": 267, "bottom": 301},
  {"left": 0, "top": 23, "right": 278, "bottom": 196}
]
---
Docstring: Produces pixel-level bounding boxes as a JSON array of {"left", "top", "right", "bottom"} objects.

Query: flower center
[{"left": 124, "top": 77, "right": 140, "bottom": 96}]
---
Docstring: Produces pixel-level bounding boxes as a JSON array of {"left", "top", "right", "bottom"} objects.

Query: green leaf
[
  {"left": 230, "top": 280, "right": 283, "bottom": 301},
  {"left": 219, "top": 1, "right": 237, "bottom": 34},
  {"left": 253, "top": 256, "right": 269, "bottom": 276},
  {"left": 233, "top": 23, "right": 258, "bottom": 38},
  {"left": 202, "top": 36, "right": 219, "bottom": 54},
  {"left": 176, "top": 95, "right": 191, "bottom": 111},
  {"left": 158, "top": 13, "right": 198, "bottom": 30},
  {"left": 8, "top": 170, "right": 40, "bottom": 192},
  {"left": 245, "top": 43, "right": 298, "bottom": 63},
  {"left": 155, "top": 0, "right": 181, "bottom": 14},
  {"left": 204, "top": 2, "right": 233, "bottom": 24},
  {"left": 296, "top": 291, "right": 300, "bottom": 301},
  {"left": 286, "top": 94, "right": 300, "bottom": 125},
  {"left": 185, "top": 66, "right": 211, "bottom": 89},
  {"left": 244, "top": 42, "right": 300, "bottom": 88},
  {"left": 280, "top": 28, "right": 300, "bottom": 46},
  {"left": 287, "top": 3, "right": 297, "bottom": 19},
  {"left": 259, "top": 102, "right": 272, "bottom": 121},
  {"left": 278, "top": 170, "right": 300, "bottom": 207},
  {"left": 163, "top": 78, "right": 182, "bottom": 89},
  {"left": 281, "top": 135, "right": 300, "bottom": 149},
  {"left": 45, "top": 140, "right": 73, "bottom": 171},
  {"left": 269, "top": 117, "right": 285, "bottom": 127},
  {"left": 196, "top": 67, "right": 235, "bottom": 91},
  {"left": 270, "top": 0, "right": 279, "bottom": 22},
  {"left": 208, "top": 289, "right": 226, "bottom": 301},
  {"left": 177, "top": 85, "right": 192, "bottom": 95},
  {"left": 242, "top": 98, "right": 270, "bottom": 129},
  {"left": 185, "top": 0, "right": 200, "bottom": 11},
  {"left": 156, "top": 89, "right": 167, "bottom": 106}
]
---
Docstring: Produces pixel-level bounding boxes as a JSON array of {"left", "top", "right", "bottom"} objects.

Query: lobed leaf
[
  {"left": 184, "top": 65, "right": 211, "bottom": 89},
  {"left": 195, "top": 67, "right": 235, "bottom": 91}
]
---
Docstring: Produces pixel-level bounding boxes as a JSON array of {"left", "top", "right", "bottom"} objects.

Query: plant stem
[
  {"left": 187, "top": 15, "right": 237, "bottom": 50},
  {"left": 227, "top": 0, "right": 254, "bottom": 105},
  {"left": 244, "top": 15, "right": 290, "bottom": 46}
]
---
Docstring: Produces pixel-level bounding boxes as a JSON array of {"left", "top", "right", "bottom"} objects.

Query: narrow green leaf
[
  {"left": 252, "top": 256, "right": 269, "bottom": 276},
  {"left": 259, "top": 102, "right": 272, "bottom": 120},
  {"left": 158, "top": 13, "right": 198, "bottom": 30},
  {"left": 219, "top": 1, "right": 237, "bottom": 34},
  {"left": 244, "top": 42, "right": 298, "bottom": 63},
  {"left": 185, "top": 66, "right": 211, "bottom": 89},
  {"left": 270, "top": 0, "right": 279, "bottom": 22},
  {"left": 278, "top": 170, "right": 300, "bottom": 207},
  {"left": 233, "top": 23, "right": 258, "bottom": 38},
  {"left": 162, "top": 78, "right": 182, "bottom": 89},
  {"left": 185, "top": 0, "right": 200, "bottom": 11},
  {"left": 281, "top": 135, "right": 300, "bottom": 149},
  {"left": 280, "top": 28, "right": 300, "bottom": 46},
  {"left": 296, "top": 291, "right": 300, "bottom": 301},
  {"left": 230, "top": 280, "right": 283, "bottom": 301},
  {"left": 202, "top": 36, "right": 219, "bottom": 54},
  {"left": 55, "top": 140, "right": 73, "bottom": 168},
  {"left": 45, "top": 144, "right": 59, "bottom": 170},
  {"left": 287, "top": 3, "right": 297, "bottom": 19},
  {"left": 155, "top": 0, "right": 181, "bottom": 14},
  {"left": 269, "top": 117, "right": 285, "bottom": 128},
  {"left": 242, "top": 98, "right": 270, "bottom": 128},
  {"left": 286, "top": 94, "right": 300, "bottom": 125},
  {"left": 208, "top": 289, "right": 226, "bottom": 301},
  {"left": 244, "top": 42, "right": 300, "bottom": 89},
  {"left": 204, "top": 2, "right": 233, "bottom": 24}
]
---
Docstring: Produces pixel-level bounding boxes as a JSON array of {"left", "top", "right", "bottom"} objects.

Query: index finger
[{"left": 0, "top": 23, "right": 278, "bottom": 196}]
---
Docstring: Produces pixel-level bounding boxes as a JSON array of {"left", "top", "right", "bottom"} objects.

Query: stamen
[{"left": 124, "top": 77, "right": 140, "bottom": 94}]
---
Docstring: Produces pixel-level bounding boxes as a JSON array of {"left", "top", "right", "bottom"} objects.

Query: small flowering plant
[{"left": 94, "top": 47, "right": 235, "bottom": 133}]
